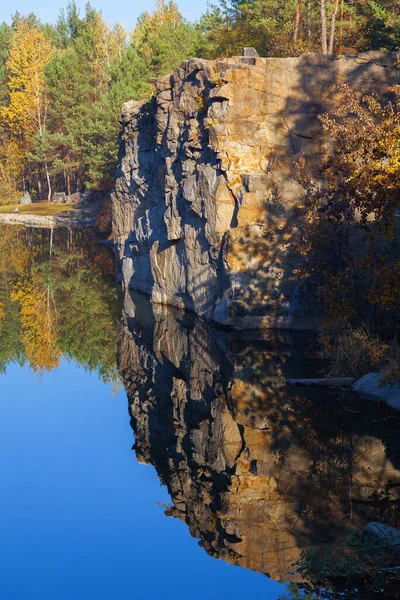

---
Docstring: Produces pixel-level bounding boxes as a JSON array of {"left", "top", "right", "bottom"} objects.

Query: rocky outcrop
[
  {"left": 113, "top": 51, "right": 400, "bottom": 329},
  {"left": 118, "top": 291, "right": 400, "bottom": 581}
]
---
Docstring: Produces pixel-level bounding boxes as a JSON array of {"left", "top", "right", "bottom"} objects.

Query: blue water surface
[{"left": 0, "top": 360, "right": 284, "bottom": 600}]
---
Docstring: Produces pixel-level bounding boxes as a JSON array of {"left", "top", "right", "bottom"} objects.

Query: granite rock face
[
  {"left": 118, "top": 292, "right": 400, "bottom": 581},
  {"left": 113, "top": 51, "right": 400, "bottom": 329}
]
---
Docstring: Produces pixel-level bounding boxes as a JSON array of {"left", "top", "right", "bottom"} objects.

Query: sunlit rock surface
[
  {"left": 118, "top": 292, "right": 400, "bottom": 581},
  {"left": 113, "top": 52, "right": 400, "bottom": 329}
]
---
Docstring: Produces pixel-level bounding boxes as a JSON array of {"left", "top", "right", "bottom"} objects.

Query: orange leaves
[
  {"left": 0, "top": 22, "right": 54, "bottom": 200},
  {"left": 369, "top": 259, "right": 400, "bottom": 312},
  {"left": 0, "top": 225, "right": 31, "bottom": 278},
  {"left": 296, "top": 83, "right": 400, "bottom": 331},
  {"left": 317, "top": 83, "right": 400, "bottom": 233}
]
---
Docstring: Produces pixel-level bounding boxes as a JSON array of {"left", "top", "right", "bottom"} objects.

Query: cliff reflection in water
[{"left": 118, "top": 291, "right": 400, "bottom": 583}]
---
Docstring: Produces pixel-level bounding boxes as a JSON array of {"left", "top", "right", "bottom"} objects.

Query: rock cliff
[
  {"left": 118, "top": 292, "right": 400, "bottom": 581},
  {"left": 113, "top": 51, "right": 400, "bottom": 329}
]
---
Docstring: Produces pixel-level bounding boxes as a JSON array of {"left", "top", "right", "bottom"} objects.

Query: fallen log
[{"left": 286, "top": 377, "right": 355, "bottom": 388}]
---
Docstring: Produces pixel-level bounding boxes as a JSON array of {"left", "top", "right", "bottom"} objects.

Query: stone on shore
[
  {"left": 53, "top": 192, "right": 66, "bottom": 203},
  {"left": 18, "top": 191, "right": 32, "bottom": 205},
  {"left": 286, "top": 377, "right": 355, "bottom": 388},
  {"left": 364, "top": 522, "right": 400, "bottom": 550},
  {"left": 352, "top": 373, "right": 400, "bottom": 410}
]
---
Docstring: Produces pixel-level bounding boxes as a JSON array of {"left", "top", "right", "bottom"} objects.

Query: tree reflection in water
[{"left": 0, "top": 223, "right": 118, "bottom": 382}]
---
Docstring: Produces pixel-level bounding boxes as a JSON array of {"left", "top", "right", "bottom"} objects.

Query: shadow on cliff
[
  {"left": 277, "top": 52, "right": 400, "bottom": 176},
  {"left": 238, "top": 52, "right": 400, "bottom": 332}
]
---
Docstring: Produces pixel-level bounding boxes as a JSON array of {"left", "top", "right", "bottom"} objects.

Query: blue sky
[
  {"left": 0, "top": 359, "right": 285, "bottom": 600},
  {"left": 0, "top": 0, "right": 209, "bottom": 30}
]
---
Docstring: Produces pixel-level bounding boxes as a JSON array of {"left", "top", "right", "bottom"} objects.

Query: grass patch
[
  {"left": 0, "top": 202, "right": 75, "bottom": 216},
  {"left": 326, "top": 326, "right": 388, "bottom": 378}
]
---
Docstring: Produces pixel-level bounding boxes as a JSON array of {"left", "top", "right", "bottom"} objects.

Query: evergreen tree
[
  {"left": 0, "top": 23, "right": 12, "bottom": 107},
  {"left": 131, "top": 1, "right": 200, "bottom": 76}
]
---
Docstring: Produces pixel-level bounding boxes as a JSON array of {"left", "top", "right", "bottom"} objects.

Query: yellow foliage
[
  {"left": 11, "top": 273, "right": 60, "bottom": 372},
  {"left": 113, "top": 22, "right": 127, "bottom": 58},
  {"left": 0, "top": 224, "right": 31, "bottom": 280},
  {"left": 130, "top": 0, "right": 181, "bottom": 57},
  {"left": 195, "top": 92, "right": 207, "bottom": 114},
  {"left": 90, "top": 12, "right": 123, "bottom": 93},
  {"left": 0, "top": 300, "right": 5, "bottom": 333},
  {"left": 210, "top": 73, "right": 225, "bottom": 87},
  {"left": 0, "top": 22, "right": 53, "bottom": 138},
  {"left": 0, "top": 138, "right": 25, "bottom": 205}
]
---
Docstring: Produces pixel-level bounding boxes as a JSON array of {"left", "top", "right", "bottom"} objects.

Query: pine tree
[{"left": 131, "top": 1, "right": 200, "bottom": 77}]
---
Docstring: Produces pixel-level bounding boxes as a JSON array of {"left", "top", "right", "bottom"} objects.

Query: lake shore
[
  {"left": 0, "top": 200, "right": 102, "bottom": 229},
  {"left": 0, "top": 210, "right": 96, "bottom": 228}
]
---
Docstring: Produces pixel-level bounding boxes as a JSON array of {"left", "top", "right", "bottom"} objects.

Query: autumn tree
[
  {"left": 294, "top": 83, "right": 400, "bottom": 333},
  {"left": 1, "top": 21, "right": 54, "bottom": 198},
  {"left": 0, "top": 222, "right": 118, "bottom": 378}
]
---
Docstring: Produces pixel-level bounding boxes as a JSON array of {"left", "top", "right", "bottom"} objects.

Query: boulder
[
  {"left": 364, "top": 522, "right": 400, "bottom": 550},
  {"left": 70, "top": 192, "right": 82, "bottom": 204},
  {"left": 352, "top": 372, "right": 400, "bottom": 410},
  {"left": 242, "top": 47, "right": 259, "bottom": 57},
  {"left": 53, "top": 192, "right": 66, "bottom": 203},
  {"left": 18, "top": 191, "right": 32, "bottom": 205}
]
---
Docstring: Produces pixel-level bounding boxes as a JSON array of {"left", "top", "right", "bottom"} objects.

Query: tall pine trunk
[
  {"left": 308, "top": 0, "right": 312, "bottom": 46},
  {"left": 339, "top": 0, "right": 344, "bottom": 53},
  {"left": 45, "top": 160, "right": 51, "bottom": 201},
  {"left": 293, "top": 0, "right": 301, "bottom": 53},
  {"left": 329, "top": 0, "right": 340, "bottom": 53},
  {"left": 321, "top": 0, "right": 328, "bottom": 53}
]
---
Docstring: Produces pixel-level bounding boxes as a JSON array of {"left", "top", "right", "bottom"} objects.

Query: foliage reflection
[{"left": 0, "top": 224, "right": 118, "bottom": 382}]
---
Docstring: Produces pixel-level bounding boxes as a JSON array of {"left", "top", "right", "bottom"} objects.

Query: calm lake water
[{"left": 1, "top": 224, "right": 400, "bottom": 599}]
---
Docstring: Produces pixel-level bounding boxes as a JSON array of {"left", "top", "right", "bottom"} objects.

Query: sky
[
  {"left": 0, "top": 359, "right": 285, "bottom": 600},
  {"left": 0, "top": 0, "right": 209, "bottom": 31}
]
